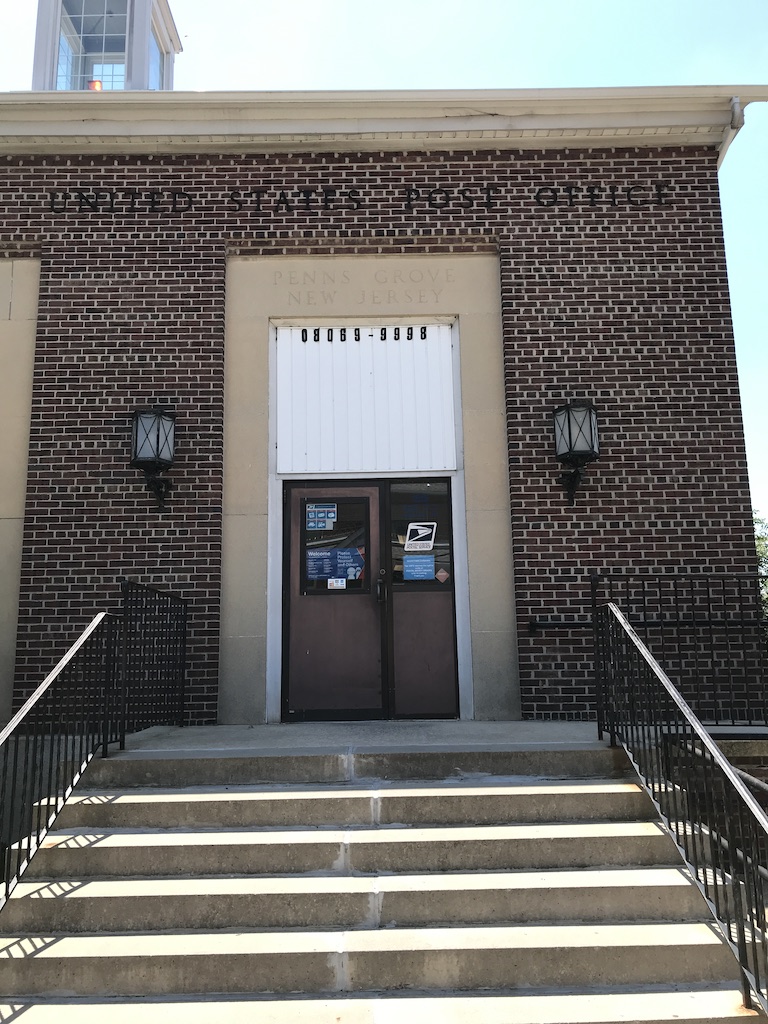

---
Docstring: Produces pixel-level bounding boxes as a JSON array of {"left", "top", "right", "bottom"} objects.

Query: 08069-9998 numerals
[{"left": 300, "top": 326, "right": 429, "bottom": 343}]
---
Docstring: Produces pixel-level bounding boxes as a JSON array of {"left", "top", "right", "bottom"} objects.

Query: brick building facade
[{"left": 0, "top": 87, "right": 764, "bottom": 725}]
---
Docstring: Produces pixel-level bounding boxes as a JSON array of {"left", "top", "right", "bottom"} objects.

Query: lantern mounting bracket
[
  {"left": 557, "top": 467, "right": 584, "bottom": 506},
  {"left": 143, "top": 470, "right": 173, "bottom": 511}
]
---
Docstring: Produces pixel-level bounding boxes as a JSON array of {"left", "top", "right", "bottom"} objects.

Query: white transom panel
[{"left": 275, "top": 324, "right": 456, "bottom": 474}]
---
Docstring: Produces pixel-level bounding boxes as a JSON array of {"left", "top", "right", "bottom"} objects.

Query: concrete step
[
  {"left": 0, "top": 986, "right": 759, "bottom": 1023},
  {"left": 2, "top": 867, "right": 704, "bottom": 932},
  {"left": 82, "top": 746, "right": 629, "bottom": 788},
  {"left": 56, "top": 778, "right": 656, "bottom": 829},
  {"left": 25, "top": 820, "right": 676, "bottom": 878},
  {"left": 0, "top": 922, "right": 740, "bottom": 997}
]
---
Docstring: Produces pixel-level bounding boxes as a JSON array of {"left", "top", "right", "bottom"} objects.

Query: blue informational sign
[
  {"left": 306, "top": 547, "right": 365, "bottom": 581},
  {"left": 403, "top": 554, "right": 436, "bottom": 581},
  {"left": 306, "top": 503, "right": 337, "bottom": 531}
]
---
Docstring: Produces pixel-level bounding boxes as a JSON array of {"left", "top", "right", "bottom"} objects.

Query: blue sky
[{"left": 1, "top": 0, "right": 767, "bottom": 513}]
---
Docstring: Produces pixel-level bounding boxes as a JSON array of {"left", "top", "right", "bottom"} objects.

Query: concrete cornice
[{"left": 0, "top": 85, "right": 766, "bottom": 157}]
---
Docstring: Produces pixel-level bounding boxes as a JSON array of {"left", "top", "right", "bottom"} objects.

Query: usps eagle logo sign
[{"left": 404, "top": 522, "right": 438, "bottom": 552}]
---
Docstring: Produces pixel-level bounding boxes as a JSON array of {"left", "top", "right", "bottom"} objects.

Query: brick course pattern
[{"left": 0, "top": 147, "right": 757, "bottom": 721}]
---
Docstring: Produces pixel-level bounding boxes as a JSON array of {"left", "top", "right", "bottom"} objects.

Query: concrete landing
[
  {"left": 115, "top": 720, "right": 602, "bottom": 758},
  {"left": 84, "top": 722, "right": 623, "bottom": 786}
]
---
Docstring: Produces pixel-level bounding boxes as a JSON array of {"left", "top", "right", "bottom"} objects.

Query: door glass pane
[
  {"left": 301, "top": 498, "right": 369, "bottom": 594},
  {"left": 390, "top": 481, "right": 452, "bottom": 587}
]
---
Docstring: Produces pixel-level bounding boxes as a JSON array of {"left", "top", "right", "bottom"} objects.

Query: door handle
[{"left": 376, "top": 570, "right": 387, "bottom": 604}]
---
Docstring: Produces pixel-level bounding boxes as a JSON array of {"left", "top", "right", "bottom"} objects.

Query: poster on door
[{"left": 306, "top": 547, "right": 366, "bottom": 581}]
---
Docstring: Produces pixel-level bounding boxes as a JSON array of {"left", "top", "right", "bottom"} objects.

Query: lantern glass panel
[
  {"left": 570, "top": 405, "right": 598, "bottom": 454},
  {"left": 132, "top": 410, "right": 175, "bottom": 468},
  {"left": 553, "top": 408, "right": 571, "bottom": 458},
  {"left": 156, "top": 414, "right": 175, "bottom": 464},
  {"left": 553, "top": 402, "right": 598, "bottom": 462}
]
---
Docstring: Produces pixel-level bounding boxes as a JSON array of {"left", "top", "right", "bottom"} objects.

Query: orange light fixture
[{"left": 87, "top": 80, "right": 103, "bottom": 91}]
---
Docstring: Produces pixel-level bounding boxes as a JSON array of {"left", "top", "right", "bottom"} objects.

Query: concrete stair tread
[
  {"left": 54, "top": 774, "right": 655, "bottom": 831},
  {"left": 24, "top": 818, "right": 675, "bottom": 878},
  {"left": 25, "top": 819, "right": 676, "bottom": 876},
  {"left": 81, "top": 745, "right": 629, "bottom": 787},
  {"left": 38, "top": 821, "right": 667, "bottom": 847},
  {"left": 2, "top": 866, "right": 707, "bottom": 931},
  {"left": 0, "top": 921, "right": 733, "bottom": 956},
  {"left": 55, "top": 778, "right": 654, "bottom": 828},
  {"left": 68, "top": 779, "right": 646, "bottom": 800},
  {"left": 0, "top": 986, "right": 759, "bottom": 1022},
  {"left": 11, "top": 867, "right": 696, "bottom": 900},
  {"left": 0, "top": 922, "right": 739, "bottom": 994}
]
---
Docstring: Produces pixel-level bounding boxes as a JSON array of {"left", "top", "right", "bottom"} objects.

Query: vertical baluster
[
  {"left": 721, "top": 577, "right": 736, "bottom": 726},
  {"left": 685, "top": 576, "right": 698, "bottom": 719},
  {"left": 758, "top": 573, "right": 768, "bottom": 725},
  {"left": 740, "top": 577, "right": 758, "bottom": 725},
  {"left": 22, "top": 703, "right": 41, "bottom": 875},
  {"left": 41, "top": 676, "right": 58, "bottom": 833},
  {"left": 1, "top": 735, "right": 11, "bottom": 903},
  {"left": 7, "top": 718, "right": 23, "bottom": 895},
  {"left": 740, "top": 809, "right": 763, "bottom": 1000}
]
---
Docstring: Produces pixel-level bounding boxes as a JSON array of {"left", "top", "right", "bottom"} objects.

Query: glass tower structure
[{"left": 33, "top": 0, "right": 181, "bottom": 91}]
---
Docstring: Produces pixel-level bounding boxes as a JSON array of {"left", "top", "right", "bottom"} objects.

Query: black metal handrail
[
  {"left": 733, "top": 767, "right": 768, "bottom": 801},
  {"left": 0, "top": 581, "right": 188, "bottom": 911},
  {"left": 0, "top": 612, "right": 119, "bottom": 909},
  {"left": 592, "top": 572, "right": 768, "bottom": 726},
  {"left": 596, "top": 600, "right": 768, "bottom": 1012}
]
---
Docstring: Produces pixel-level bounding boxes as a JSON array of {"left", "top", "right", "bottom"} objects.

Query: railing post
[
  {"left": 177, "top": 600, "right": 187, "bottom": 728},
  {"left": 119, "top": 579, "right": 129, "bottom": 750},
  {"left": 101, "top": 618, "right": 112, "bottom": 760},
  {"left": 730, "top": 858, "right": 754, "bottom": 1010},
  {"left": 591, "top": 571, "right": 607, "bottom": 741},
  {"left": 101, "top": 614, "right": 121, "bottom": 759}
]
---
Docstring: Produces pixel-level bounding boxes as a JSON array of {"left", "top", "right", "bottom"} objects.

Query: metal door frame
[{"left": 280, "top": 478, "right": 460, "bottom": 721}]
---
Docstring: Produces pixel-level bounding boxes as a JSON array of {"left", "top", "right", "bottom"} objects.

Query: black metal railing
[
  {"left": 0, "top": 613, "right": 119, "bottom": 908},
  {"left": 592, "top": 572, "right": 768, "bottom": 726},
  {"left": 120, "top": 580, "right": 187, "bottom": 744},
  {"left": 0, "top": 582, "right": 188, "bottom": 911},
  {"left": 596, "top": 600, "right": 768, "bottom": 1012}
]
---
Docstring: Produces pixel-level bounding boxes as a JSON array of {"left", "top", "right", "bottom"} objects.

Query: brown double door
[{"left": 282, "top": 480, "right": 459, "bottom": 720}]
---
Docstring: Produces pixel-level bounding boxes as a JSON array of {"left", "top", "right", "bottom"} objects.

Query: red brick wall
[{"left": 0, "top": 147, "right": 756, "bottom": 720}]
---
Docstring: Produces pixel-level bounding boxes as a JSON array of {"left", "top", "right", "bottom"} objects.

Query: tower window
[{"left": 57, "top": 0, "right": 128, "bottom": 91}]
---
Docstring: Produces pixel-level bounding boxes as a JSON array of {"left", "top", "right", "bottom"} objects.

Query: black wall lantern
[
  {"left": 131, "top": 408, "right": 176, "bottom": 510},
  {"left": 552, "top": 399, "right": 599, "bottom": 505}
]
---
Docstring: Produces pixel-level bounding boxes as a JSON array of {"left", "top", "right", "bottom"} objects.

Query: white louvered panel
[{"left": 275, "top": 324, "right": 456, "bottom": 474}]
